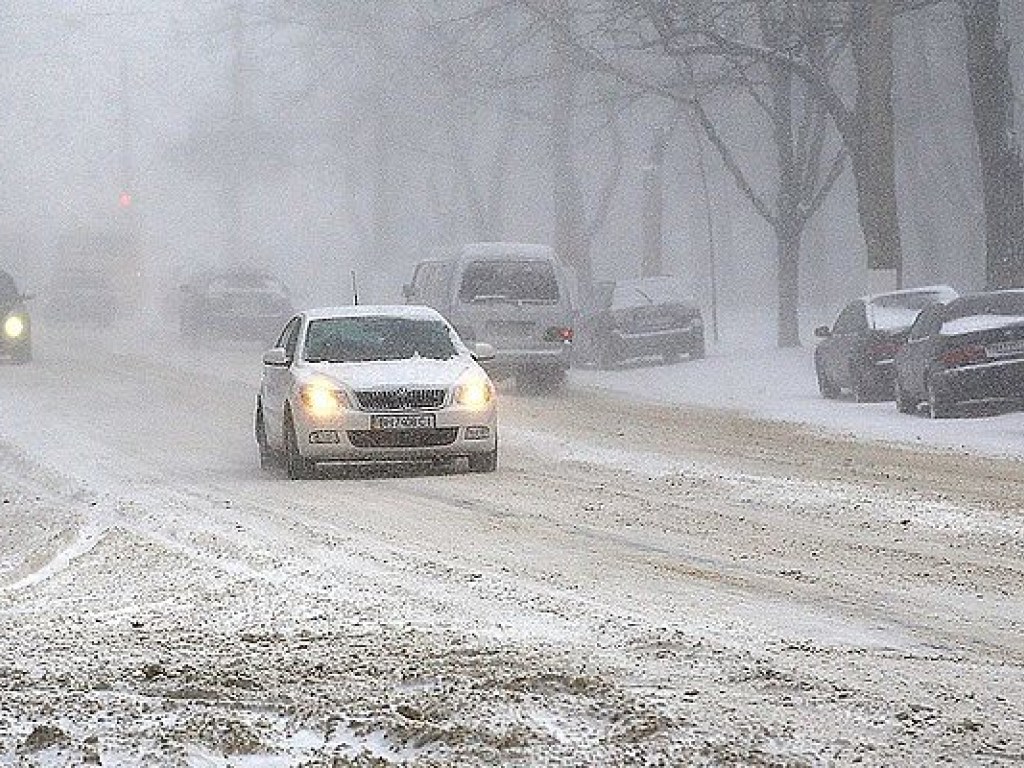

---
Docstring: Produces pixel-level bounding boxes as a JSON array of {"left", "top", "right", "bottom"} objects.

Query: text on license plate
[
  {"left": 370, "top": 414, "right": 436, "bottom": 430},
  {"left": 986, "top": 339, "right": 1024, "bottom": 358}
]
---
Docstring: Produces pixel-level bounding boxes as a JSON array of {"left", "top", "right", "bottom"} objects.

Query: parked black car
[
  {"left": 0, "top": 268, "right": 32, "bottom": 364},
  {"left": 814, "top": 285, "right": 957, "bottom": 402},
  {"left": 574, "top": 276, "right": 704, "bottom": 368},
  {"left": 180, "top": 267, "right": 293, "bottom": 342},
  {"left": 894, "top": 289, "right": 1024, "bottom": 418}
]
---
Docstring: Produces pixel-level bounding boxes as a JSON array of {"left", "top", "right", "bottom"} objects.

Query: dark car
[
  {"left": 814, "top": 285, "right": 957, "bottom": 402},
  {"left": 0, "top": 268, "right": 32, "bottom": 364},
  {"left": 894, "top": 289, "right": 1024, "bottom": 418},
  {"left": 574, "top": 276, "right": 704, "bottom": 368},
  {"left": 180, "top": 267, "right": 293, "bottom": 342}
]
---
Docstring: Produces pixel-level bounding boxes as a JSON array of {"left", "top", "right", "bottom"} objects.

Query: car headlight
[
  {"left": 299, "top": 378, "right": 348, "bottom": 419},
  {"left": 454, "top": 373, "right": 495, "bottom": 410},
  {"left": 4, "top": 314, "right": 26, "bottom": 339}
]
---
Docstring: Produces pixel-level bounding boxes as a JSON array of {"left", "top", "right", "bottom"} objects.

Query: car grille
[
  {"left": 355, "top": 389, "right": 447, "bottom": 411},
  {"left": 347, "top": 428, "right": 458, "bottom": 448}
]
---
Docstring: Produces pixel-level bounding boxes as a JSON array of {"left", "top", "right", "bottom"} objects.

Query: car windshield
[
  {"left": 610, "top": 277, "right": 687, "bottom": 309},
  {"left": 458, "top": 260, "right": 559, "bottom": 303},
  {"left": 0, "top": 270, "right": 18, "bottom": 303},
  {"left": 868, "top": 290, "right": 952, "bottom": 330},
  {"left": 303, "top": 316, "right": 457, "bottom": 362}
]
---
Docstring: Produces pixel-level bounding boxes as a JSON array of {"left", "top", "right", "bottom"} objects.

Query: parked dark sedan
[
  {"left": 0, "top": 268, "right": 32, "bottom": 364},
  {"left": 894, "top": 289, "right": 1024, "bottom": 418},
  {"left": 574, "top": 276, "right": 704, "bottom": 368},
  {"left": 180, "top": 267, "right": 293, "bottom": 342},
  {"left": 814, "top": 285, "right": 957, "bottom": 401}
]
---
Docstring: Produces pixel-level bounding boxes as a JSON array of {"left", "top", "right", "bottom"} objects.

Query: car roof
[
  {"left": 862, "top": 284, "right": 957, "bottom": 303},
  {"left": 460, "top": 242, "right": 555, "bottom": 260},
  {"left": 303, "top": 304, "right": 446, "bottom": 322}
]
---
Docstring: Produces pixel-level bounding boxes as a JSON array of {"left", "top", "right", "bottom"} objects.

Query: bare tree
[{"left": 961, "top": 0, "right": 1024, "bottom": 289}]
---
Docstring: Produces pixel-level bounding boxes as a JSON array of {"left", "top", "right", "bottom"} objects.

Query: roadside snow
[{"left": 570, "top": 344, "right": 1024, "bottom": 459}]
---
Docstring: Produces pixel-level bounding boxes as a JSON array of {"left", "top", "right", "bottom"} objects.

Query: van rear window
[{"left": 458, "top": 260, "right": 560, "bottom": 304}]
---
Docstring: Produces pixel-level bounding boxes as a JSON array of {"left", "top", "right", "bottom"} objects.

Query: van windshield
[{"left": 458, "top": 260, "right": 560, "bottom": 304}]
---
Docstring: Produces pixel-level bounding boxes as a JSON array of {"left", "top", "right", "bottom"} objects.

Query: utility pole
[
  {"left": 225, "top": 0, "right": 246, "bottom": 268},
  {"left": 118, "top": 47, "right": 142, "bottom": 313}
]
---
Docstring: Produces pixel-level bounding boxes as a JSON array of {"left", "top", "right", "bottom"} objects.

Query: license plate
[
  {"left": 370, "top": 414, "right": 435, "bottom": 430},
  {"left": 986, "top": 339, "right": 1024, "bottom": 358}
]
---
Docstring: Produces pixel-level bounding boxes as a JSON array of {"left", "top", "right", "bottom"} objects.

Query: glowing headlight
[
  {"left": 455, "top": 375, "right": 495, "bottom": 409},
  {"left": 4, "top": 315, "right": 25, "bottom": 339},
  {"left": 299, "top": 379, "right": 347, "bottom": 418}
]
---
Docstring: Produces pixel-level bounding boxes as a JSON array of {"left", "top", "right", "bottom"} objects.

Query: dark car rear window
[
  {"left": 945, "top": 292, "right": 1024, "bottom": 321},
  {"left": 458, "top": 260, "right": 559, "bottom": 304}
]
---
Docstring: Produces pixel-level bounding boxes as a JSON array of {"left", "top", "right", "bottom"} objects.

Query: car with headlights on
[
  {"left": 814, "top": 285, "right": 957, "bottom": 402},
  {"left": 255, "top": 305, "right": 498, "bottom": 478},
  {"left": 0, "top": 268, "right": 32, "bottom": 364},
  {"left": 574, "top": 276, "right": 704, "bottom": 367},
  {"left": 894, "top": 289, "right": 1024, "bottom": 418}
]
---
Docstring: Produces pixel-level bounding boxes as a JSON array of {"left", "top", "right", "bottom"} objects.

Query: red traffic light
[{"left": 118, "top": 191, "right": 133, "bottom": 209}]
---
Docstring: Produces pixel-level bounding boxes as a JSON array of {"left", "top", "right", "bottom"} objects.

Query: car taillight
[
  {"left": 544, "top": 326, "right": 573, "bottom": 342},
  {"left": 865, "top": 339, "right": 901, "bottom": 360},
  {"left": 941, "top": 344, "right": 987, "bottom": 368}
]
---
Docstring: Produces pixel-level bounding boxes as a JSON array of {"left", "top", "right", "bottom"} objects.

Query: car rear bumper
[
  {"left": 934, "top": 357, "right": 1024, "bottom": 403},
  {"left": 610, "top": 327, "right": 702, "bottom": 355}
]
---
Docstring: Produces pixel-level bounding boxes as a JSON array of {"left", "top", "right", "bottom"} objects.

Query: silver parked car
[
  {"left": 403, "top": 242, "right": 575, "bottom": 391},
  {"left": 255, "top": 305, "right": 498, "bottom": 478}
]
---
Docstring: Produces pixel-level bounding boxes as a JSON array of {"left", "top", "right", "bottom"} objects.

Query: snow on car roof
[
  {"left": 863, "top": 284, "right": 957, "bottom": 304},
  {"left": 942, "top": 314, "right": 1024, "bottom": 335},
  {"left": 460, "top": 242, "right": 555, "bottom": 260},
  {"left": 304, "top": 304, "right": 446, "bottom": 322}
]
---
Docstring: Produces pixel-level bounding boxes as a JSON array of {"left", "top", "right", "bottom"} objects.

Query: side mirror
[
  {"left": 262, "top": 347, "right": 290, "bottom": 367},
  {"left": 471, "top": 342, "right": 496, "bottom": 362},
  {"left": 814, "top": 325, "right": 832, "bottom": 339},
  {"left": 402, "top": 284, "right": 415, "bottom": 300}
]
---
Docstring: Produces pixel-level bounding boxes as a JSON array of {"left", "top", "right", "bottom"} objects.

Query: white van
[{"left": 404, "top": 242, "right": 574, "bottom": 389}]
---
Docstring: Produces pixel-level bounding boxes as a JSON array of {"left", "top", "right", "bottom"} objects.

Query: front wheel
[
  {"left": 284, "top": 411, "right": 317, "bottom": 479},
  {"left": 255, "top": 399, "right": 275, "bottom": 470},
  {"left": 926, "top": 378, "right": 953, "bottom": 419},
  {"left": 894, "top": 380, "right": 916, "bottom": 414},
  {"left": 815, "top": 358, "right": 839, "bottom": 399},
  {"left": 468, "top": 447, "right": 498, "bottom": 473}
]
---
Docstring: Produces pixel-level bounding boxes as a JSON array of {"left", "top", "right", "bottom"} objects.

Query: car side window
[
  {"left": 833, "top": 302, "right": 866, "bottom": 334},
  {"left": 277, "top": 316, "right": 301, "bottom": 359},
  {"left": 908, "top": 304, "right": 942, "bottom": 341}
]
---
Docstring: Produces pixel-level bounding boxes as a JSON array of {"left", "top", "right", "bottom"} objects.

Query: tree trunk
[
  {"left": 641, "top": 126, "right": 670, "bottom": 277},
  {"left": 962, "top": 0, "right": 1024, "bottom": 289},
  {"left": 549, "top": 0, "right": 592, "bottom": 289},
  {"left": 849, "top": 0, "right": 903, "bottom": 285}
]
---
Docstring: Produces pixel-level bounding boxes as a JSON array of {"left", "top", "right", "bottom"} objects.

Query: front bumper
[
  {"left": 293, "top": 402, "right": 497, "bottom": 463},
  {"left": 933, "top": 357, "right": 1024, "bottom": 404}
]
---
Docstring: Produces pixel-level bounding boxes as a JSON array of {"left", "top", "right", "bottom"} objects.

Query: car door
[
  {"left": 825, "top": 301, "right": 867, "bottom": 389},
  {"left": 899, "top": 303, "right": 944, "bottom": 398},
  {"left": 261, "top": 315, "right": 302, "bottom": 446}
]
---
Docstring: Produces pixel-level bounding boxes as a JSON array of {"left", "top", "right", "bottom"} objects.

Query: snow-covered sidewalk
[{"left": 570, "top": 344, "right": 1024, "bottom": 460}]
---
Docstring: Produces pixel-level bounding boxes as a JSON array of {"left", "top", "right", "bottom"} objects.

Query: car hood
[{"left": 299, "top": 356, "right": 479, "bottom": 392}]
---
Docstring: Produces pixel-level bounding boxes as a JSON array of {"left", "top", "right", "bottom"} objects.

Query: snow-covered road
[{"left": 1, "top": 325, "right": 1022, "bottom": 766}]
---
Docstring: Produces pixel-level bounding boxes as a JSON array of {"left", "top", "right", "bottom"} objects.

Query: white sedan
[{"left": 256, "top": 305, "right": 498, "bottom": 478}]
